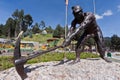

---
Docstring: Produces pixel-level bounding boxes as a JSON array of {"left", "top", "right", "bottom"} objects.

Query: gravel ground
[{"left": 0, "top": 59, "right": 120, "bottom": 80}]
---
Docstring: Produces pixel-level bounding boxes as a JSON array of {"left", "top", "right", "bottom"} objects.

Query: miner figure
[{"left": 62, "top": 5, "right": 111, "bottom": 63}]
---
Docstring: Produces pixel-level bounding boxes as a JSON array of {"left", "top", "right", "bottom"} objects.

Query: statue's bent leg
[{"left": 94, "top": 33, "right": 112, "bottom": 63}]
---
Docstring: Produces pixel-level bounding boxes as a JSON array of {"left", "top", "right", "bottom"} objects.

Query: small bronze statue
[{"left": 62, "top": 5, "right": 111, "bottom": 63}]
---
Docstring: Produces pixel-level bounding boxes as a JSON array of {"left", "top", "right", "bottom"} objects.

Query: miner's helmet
[{"left": 72, "top": 5, "right": 83, "bottom": 14}]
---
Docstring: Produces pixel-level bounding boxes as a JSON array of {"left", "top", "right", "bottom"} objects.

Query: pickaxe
[
  {"left": 13, "top": 31, "right": 62, "bottom": 80},
  {"left": 13, "top": 26, "right": 88, "bottom": 79},
  {"left": 13, "top": 31, "right": 27, "bottom": 80},
  {"left": 13, "top": 26, "right": 82, "bottom": 79}
]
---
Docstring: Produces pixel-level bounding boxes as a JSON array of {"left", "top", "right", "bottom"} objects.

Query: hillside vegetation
[
  {"left": 23, "top": 33, "right": 64, "bottom": 46},
  {"left": 23, "top": 34, "right": 53, "bottom": 43}
]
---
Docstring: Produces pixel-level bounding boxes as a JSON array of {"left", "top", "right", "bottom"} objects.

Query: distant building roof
[
  {"left": 42, "top": 30, "right": 47, "bottom": 34},
  {"left": 47, "top": 38, "right": 59, "bottom": 42},
  {"left": 0, "top": 38, "right": 11, "bottom": 43}
]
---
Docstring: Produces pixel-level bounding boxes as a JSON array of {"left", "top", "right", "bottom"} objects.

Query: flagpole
[
  {"left": 93, "top": 0, "right": 97, "bottom": 54},
  {"left": 63, "top": 0, "right": 69, "bottom": 62},
  {"left": 65, "top": 0, "right": 68, "bottom": 38},
  {"left": 93, "top": 0, "right": 96, "bottom": 14}
]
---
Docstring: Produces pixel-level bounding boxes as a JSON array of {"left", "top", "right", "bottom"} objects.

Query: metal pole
[
  {"left": 93, "top": 0, "right": 97, "bottom": 54},
  {"left": 65, "top": 0, "right": 68, "bottom": 38},
  {"left": 93, "top": 0, "right": 96, "bottom": 14},
  {"left": 65, "top": 5, "right": 68, "bottom": 38},
  {"left": 64, "top": 0, "right": 69, "bottom": 62}
]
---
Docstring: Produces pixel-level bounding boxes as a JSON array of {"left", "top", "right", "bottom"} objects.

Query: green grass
[
  {"left": 27, "top": 52, "right": 99, "bottom": 64},
  {"left": 0, "top": 52, "right": 99, "bottom": 71},
  {"left": 0, "top": 56, "right": 14, "bottom": 71}
]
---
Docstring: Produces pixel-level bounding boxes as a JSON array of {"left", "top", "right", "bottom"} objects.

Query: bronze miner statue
[
  {"left": 13, "top": 5, "right": 111, "bottom": 80},
  {"left": 62, "top": 5, "right": 111, "bottom": 63}
]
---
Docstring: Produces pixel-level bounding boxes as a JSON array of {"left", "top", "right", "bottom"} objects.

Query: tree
[
  {"left": 5, "top": 18, "right": 15, "bottom": 38},
  {"left": 12, "top": 9, "right": 24, "bottom": 37},
  {"left": 32, "top": 23, "right": 40, "bottom": 34},
  {"left": 22, "top": 14, "right": 33, "bottom": 32},
  {"left": 104, "top": 37, "right": 111, "bottom": 49},
  {"left": 45, "top": 26, "right": 53, "bottom": 33},
  {"left": 111, "top": 35, "right": 120, "bottom": 51},
  {"left": 12, "top": 9, "right": 33, "bottom": 37},
  {"left": 0, "top": 24, "right": 4, "bottom": 37},
  {"left": 23, "top": 14, "right": 33, "bottom": 26},
  {"left": 39, "top": 20, "right": 46, "bottom": 31},
  {"left": 53, "top": 24, "right": 64, "bottom": 38}
]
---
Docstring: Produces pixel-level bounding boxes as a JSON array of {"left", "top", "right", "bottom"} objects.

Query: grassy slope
[
  {"left": 23, "top": 34, "right": 64, "bottom": 46},
  {"left": 23, "top": 34, "right": 53, "bottom": 43}
]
